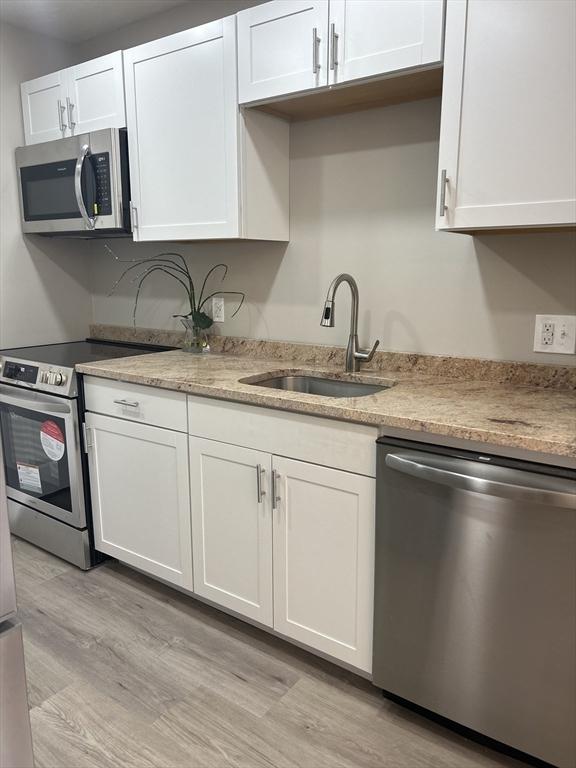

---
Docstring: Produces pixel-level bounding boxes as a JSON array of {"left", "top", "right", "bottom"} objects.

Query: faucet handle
[{"left": 355, "top": 339, "right": 380, "bottom": 363}]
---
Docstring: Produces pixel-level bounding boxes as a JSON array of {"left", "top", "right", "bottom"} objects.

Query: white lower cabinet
[
  {"left": 85, "top": 381, "right": 375, "bottom": 673},
  {"left": 86, "top": 412, "right": 193, "bottom": 590},
  {"left": 188, "top": 432, "right": 375, "bottom": 672},
  {"left": 189, "top": 437, "right": 273, "bottom": 626},
  {"left": 272, "top": 456, "right": 375, "bottom": 672}
]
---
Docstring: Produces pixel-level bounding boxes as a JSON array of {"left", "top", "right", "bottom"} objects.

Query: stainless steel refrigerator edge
[
  {"left": 373, "top": 439, "right": 576, "bottom": 768},
  {"left": 0, "top": 447, "right": 34, "bottom": 768}
]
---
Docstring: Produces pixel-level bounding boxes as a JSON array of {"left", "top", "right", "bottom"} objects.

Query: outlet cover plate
[{"left": 533, "top": 315, "right": 576, "bottom": 354}]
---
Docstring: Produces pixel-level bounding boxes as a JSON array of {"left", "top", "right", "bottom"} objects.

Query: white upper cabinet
[
  {"left": 237, "top": 0, "right": 444, "bottom": 104},
  {"left": 437, "top": 0, "right": 576, "bottom": 231},
  {"left": 328, "top": 0, "right": 444, "bottom": 86},
  {"left": 21, "top": 71, "right": 69, "bottom": 144},
  {"left": 124, "top": 18, "right": 239, "bottom": 240},
  {"left": 124, "top": 16, "right": 289, "bottom": 241},
  {"left": 20, "top": 52, "right": 125, "bottom": 145},
  {"left": 237, "top": 0, "right": 330, "bottom": 104},
  {"left": 66, "top": 51, "right": 126, "bottom": 135}
]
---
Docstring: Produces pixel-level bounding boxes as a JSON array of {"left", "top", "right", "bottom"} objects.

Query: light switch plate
[{"left": 533, "top": 315, "right": 576, "bottom": 354}]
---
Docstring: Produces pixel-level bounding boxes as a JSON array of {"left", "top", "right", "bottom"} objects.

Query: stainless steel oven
[
  {"left": 15, "top": 127, "right": 131, "bottom": 236},
  {"left": 0, "top": 386, "right": 86, "bottom": 529},
  {"left": 0, "top": 339, "right": 171, "bottom": 569}
]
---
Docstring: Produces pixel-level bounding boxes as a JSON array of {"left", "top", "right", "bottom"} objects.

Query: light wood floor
[{"left": 13, "top": 537, "right": 530, "bottom": 768}]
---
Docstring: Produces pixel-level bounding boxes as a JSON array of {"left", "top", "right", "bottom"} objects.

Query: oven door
[
  {"left": 15, "top": 128, "right": 125, "bottom": 234},
  {"left": 0, "top": 385, "right": 86, "bottom": 528}
]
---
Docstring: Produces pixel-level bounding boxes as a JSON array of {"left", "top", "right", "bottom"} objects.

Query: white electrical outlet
[
  {"left": 541, "top": 322, "right": 555, "bottom": 346},
  {"left": 212, "top": 296, "right": 225, "bottom": 323},
  {"left": 534, "top": 315, "right": 576, "bottom": 354}
]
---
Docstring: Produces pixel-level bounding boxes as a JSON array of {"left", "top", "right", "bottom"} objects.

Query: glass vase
[{"left": 180, "top": 317, "right": 210, "bottom": 354}]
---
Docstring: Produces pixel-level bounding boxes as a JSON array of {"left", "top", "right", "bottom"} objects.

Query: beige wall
[
  {"left": 76, "top": 0, "right": 265, "bottom": 61},
  {"left": 4, "top": 1, "right": 574, "bottom": 363},
  {"left": 90, "top": 97, "right": 576, "bottom": 365},
  {"left": 0, "top": 21, "right": 91, "bottom": 348}
]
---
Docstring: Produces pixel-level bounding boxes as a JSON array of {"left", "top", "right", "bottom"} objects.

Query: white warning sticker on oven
[
  {"left": 40, "top": 420, "right": 65, "bottom": 461},
  {"left": 17, "top": 463, "right": 42, "bottom": 493}
]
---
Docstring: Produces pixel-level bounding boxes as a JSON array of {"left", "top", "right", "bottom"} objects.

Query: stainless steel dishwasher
[{"left": 373, "top": 438, "right": 576, "bottom": 768}]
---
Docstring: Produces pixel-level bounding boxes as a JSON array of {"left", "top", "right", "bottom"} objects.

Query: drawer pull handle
[{"left": 113, "top": 399, "right": 140, "bottom": 408}]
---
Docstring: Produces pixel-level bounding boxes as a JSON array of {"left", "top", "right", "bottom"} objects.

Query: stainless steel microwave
[{"left": 15, "top": 127, "right": 131, "bottom": 237}]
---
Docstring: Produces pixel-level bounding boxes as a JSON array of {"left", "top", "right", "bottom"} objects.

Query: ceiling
[{"left": 0, "top": 0, "right": 192, "bottom": 43}]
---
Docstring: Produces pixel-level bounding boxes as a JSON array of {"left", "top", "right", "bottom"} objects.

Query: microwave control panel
[{"left": 92, "top": 153, "right": 112, "bottom": 216}]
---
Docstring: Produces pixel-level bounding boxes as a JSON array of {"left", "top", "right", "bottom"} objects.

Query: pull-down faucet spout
[{"left": 320, "top": 274, "right": 379, "bottom": 373}]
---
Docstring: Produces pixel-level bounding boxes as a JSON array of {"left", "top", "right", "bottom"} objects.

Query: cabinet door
[
  {"left": 20, "top": 70, "right": 68, "bottom": 144},
  {"left": 124, "top": 17, "right": 240, "bottom": 241},
  {"left": 86, "top": 412, "right": 193, "bottom": 589},
  {"left": 437, "top": 0, "right": 576, "bottom": 231},
  {"left": 237, "top": 0, "right": 329, "bottom": 104},
  {"left": 328, "top": 0, "right": 444, "bottom": 86},
  {"left": 67, "top": 51, "right": 126, "bottom": 135},
  {"left": 272, "top": 456, "right": 375, "bottom": 672},
  {"left": 189, "top": 437, "right": 273, "bottom": 626}
]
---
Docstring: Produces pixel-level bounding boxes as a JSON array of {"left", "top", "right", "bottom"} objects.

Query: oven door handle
[
  {"left": 0, "top": 386, "right": 72, "bottom": 416},
  {"left": 74, "top": 143, "right": 97, "bottom": 230}
]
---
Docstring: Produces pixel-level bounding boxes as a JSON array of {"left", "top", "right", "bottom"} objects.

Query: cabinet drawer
[
  {"left": 188, "top": 395, "right": 377, "bottom": 477},
  {"left": 84, "top": 376, "right": 187, "bottom": 432}
]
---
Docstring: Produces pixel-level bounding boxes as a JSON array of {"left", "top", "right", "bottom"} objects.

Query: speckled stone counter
[{"left": 77, "top": 343, "right": 576, "bottom": 461}]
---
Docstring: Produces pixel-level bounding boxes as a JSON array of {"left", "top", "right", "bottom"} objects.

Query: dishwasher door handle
[{"left": 385, "top": 453, "right": 576, "bottom": 509}]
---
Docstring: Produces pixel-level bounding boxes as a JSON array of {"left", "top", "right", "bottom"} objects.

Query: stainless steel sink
[{"left": 244, "top": 374, "right": 391, "bottom": 398}]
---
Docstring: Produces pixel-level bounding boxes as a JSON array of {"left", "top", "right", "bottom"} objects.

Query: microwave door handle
[
  {"left": 385, "top": 453, "right": 576, "bottom": 509},
  {"left": 74, "top": 143, "right": 96, "bottom": 230}
]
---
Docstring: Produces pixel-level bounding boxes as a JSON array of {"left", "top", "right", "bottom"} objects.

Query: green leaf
[{"left": 191, "top": 310, "right": 214, "bottom": 330}]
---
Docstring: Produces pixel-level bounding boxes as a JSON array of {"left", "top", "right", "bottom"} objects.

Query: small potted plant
[{"left": 108, "top": 248, "right": 245, "bottom": 353}]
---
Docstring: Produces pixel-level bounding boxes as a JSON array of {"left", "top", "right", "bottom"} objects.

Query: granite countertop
[{"left": 76, "top": 348, "right": 576, "bottom": 460}]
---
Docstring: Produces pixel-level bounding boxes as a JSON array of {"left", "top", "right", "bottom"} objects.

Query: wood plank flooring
[{"left": 12, "top": 538, "right": 530, "bottom": 768}]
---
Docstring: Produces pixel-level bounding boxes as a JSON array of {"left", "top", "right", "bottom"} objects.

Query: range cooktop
[{"left": 0, "top": 339, "right": 171, "bottom": 398}]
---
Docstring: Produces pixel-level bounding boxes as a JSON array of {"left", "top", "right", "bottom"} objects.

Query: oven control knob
[
  {"left": 40, "top": 371, "right": 49, "bottom": 384},
  {"left": 53, "top": 371, "right": 66, "bottom": 386}
]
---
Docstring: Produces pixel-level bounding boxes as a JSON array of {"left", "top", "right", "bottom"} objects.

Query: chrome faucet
[{"left": 320, "top": 273, "right": 380, "bottom": 373}]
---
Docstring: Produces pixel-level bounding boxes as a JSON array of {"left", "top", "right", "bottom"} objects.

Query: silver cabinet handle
[
  {"left": 57, "top": 99, "right": 67, "bottom": 132},
  {"left": 74, "top": 143, "right": 96, "bottom": 230},
  {"left": 66, "top": 97, "right": 75, "bottom": 131},
  {"left": 256, "top": 464, "right": 266, "bottom": 504},
  {"left": 113, "top": 399, "right": 139, "bottom": 408},
  {"left": 329, "top": 23, "right": 339, "bottom": 71},
  {"left": 439, "top": 169, "right": 448, "bottom": 217},
  {"left": 82, "top": 423, "right": 93, "bottom": 453},
  {"left": 385, "top": 453, "right": 576, "bottom": 509},
  {"left": 130, "top": 203, "right": 138, "bottom": 230},
  {"left": 272, "top": 470, "right": 281, "bottom": 510},
  {"left": 312, "top": 27, "right": 321, "bottom": 74}
]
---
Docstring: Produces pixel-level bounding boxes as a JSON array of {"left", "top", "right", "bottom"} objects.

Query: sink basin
[{"left": 244, "top": 374, "right": 391, "bottom": 398}]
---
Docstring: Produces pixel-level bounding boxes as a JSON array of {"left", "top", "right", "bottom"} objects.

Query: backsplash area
[
  {"left": 91, "top": 323, "right": 576, "bottom": 390},
  {"left": 89, "top": 98, "right": 576, "bottom": 367}
]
